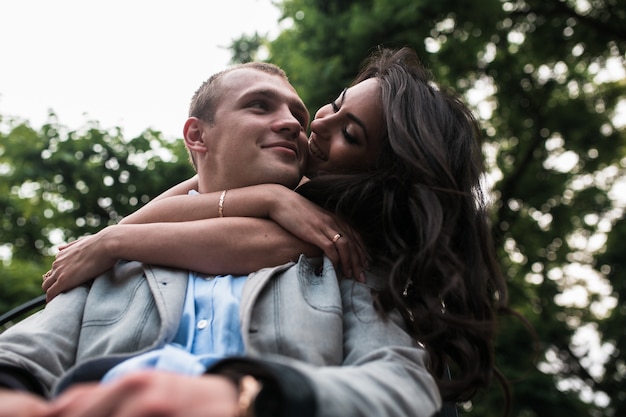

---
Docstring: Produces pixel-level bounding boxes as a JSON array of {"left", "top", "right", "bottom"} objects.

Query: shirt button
[{"left": 197, "top": 319, "right": 208, "bottom": 330}]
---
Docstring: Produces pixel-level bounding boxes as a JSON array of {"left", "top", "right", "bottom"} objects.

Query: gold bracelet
[
  {"left": 237, "top": 375, "right": 262, "bottom": 417},
  {"left": 218, "top": 189, "right": 227, "bottom": 218}
]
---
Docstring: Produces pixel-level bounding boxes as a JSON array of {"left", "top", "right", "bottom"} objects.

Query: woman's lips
[{"left": 307, "top": 137, "right": 327, "bottom": 161}]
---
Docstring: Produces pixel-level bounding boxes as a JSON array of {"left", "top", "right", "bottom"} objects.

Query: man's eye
[{"left": 250, "top": 101, "right": 268, "bottom": 109}]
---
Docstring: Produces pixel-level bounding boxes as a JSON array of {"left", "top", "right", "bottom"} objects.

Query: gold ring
[
  {"left": 42, "top": 270, "right": 51, "bottom": 280},
  {"left": 332, "top": 233, "right": 342, "bottom": 243}
]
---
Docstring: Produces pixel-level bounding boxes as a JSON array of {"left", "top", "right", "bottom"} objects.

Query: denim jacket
[{"left": 0, "top": 256, "right": 440, "bottom": 417}]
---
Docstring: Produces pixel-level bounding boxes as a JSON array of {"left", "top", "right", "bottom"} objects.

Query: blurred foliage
[
  {"left": 232, "top": 0, "right": 625, "bottom": 416},
  {"left": 229, "top": 32, "right": 267, "bottom": 64},
  {"left": 0, "top": 114, "right": 194, "bottom": 312}
]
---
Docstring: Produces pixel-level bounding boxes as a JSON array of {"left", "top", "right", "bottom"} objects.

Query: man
[{"left": 0, "top": 63, "right": 440, "bottom": 417}]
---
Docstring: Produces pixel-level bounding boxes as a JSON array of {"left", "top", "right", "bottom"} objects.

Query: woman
[{"left": 44, "top": 47, "right": 510, "bottom": 410}]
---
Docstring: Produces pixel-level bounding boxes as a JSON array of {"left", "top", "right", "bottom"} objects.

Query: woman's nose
[{"left": 310, "top": 106, "right": 333, "bottom": 139}]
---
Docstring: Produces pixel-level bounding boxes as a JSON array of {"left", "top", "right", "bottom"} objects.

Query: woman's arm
[
  {"left": 44, "top": 184, "right": 366, "bottom": 300},
  {"left": 140, "top": 176, "right": 199, "bottom": 205},
  {"left": 119, "top": 184, "right": 366, "bottom": 277},
  {"left": 43, "top": 217, "right": 320, "bottom": 301}
]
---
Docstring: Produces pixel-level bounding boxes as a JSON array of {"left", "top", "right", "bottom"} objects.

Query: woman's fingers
[
  {"left": 41, "top": 270, "right": 54, "bottom": 291},
  {"left": 326, "top": 224, "right": 367, "bottom": 282},
  {"left": 329, "top": 231, "right": 354, "bottom": 279}
]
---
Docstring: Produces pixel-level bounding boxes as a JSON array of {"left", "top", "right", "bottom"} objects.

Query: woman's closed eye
[{"left": 330, "top": 100, "right": 359, "bottom": 145}]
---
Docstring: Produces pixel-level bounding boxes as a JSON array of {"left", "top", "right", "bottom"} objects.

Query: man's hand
[
  {"left": 0, "top": 389, "right": 49, "bottom": 417},
  {"left": 46, "top": 371, "right": 240, "bottom": 417}
]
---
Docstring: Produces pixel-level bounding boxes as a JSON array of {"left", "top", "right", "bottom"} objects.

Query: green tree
[
  {"left": 231, "top": 0, "right": 625, "bottom": 415},
  {"left": 0, "top": 113, "right": 194, "bottom": 313}
]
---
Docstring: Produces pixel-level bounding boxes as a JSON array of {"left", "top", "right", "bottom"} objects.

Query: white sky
[{"left": 0, "top": 0, "right": 282, "bottom": 140}]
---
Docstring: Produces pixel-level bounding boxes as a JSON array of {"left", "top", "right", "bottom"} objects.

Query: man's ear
[{"left": 183, "top": 117, "right": 209, "bottom": 154}]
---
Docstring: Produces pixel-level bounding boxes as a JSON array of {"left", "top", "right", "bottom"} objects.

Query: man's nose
[{"left": 273, "top": 112, "right": 302, "bottom": 139}]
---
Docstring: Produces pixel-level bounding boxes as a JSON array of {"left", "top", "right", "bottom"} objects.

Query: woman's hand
[
  {"left": 263, "top": 185, "right": 368, "bottom": 281},
  {"left": 43, "top": 230, "right": 118, "bottom": 302}
]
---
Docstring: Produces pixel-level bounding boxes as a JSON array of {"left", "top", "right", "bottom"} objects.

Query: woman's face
[{"left": 306, "top": 78, "right": 386, "bottom": 177}]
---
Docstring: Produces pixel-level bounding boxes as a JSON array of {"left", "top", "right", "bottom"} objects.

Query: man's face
[{"left": 201, "top": 68, "right": 309, "bottom": 191}]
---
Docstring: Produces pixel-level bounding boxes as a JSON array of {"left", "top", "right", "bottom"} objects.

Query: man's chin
[{"left": 266, "top": 170, "right": 303, "bottom": 190}]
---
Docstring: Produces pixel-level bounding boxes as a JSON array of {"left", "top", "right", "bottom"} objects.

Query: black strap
[
  {"left": 0, "top": 295, "right": 47, "bottom": 328},
  {"left": 435, "top": 402, "right": 460, "bottom": 417}
]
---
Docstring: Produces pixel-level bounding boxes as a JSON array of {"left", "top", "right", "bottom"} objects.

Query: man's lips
[
  {"left": 263, "top": 141, "right": 298, "bottom": 157},
  {"left": 307, "top": 137, "right": 327, "bottom": 161}
]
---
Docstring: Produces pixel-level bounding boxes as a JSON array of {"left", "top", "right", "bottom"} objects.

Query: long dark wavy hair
[{"left": 297, "top": 47, "right": 512, "bottom": 410}]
